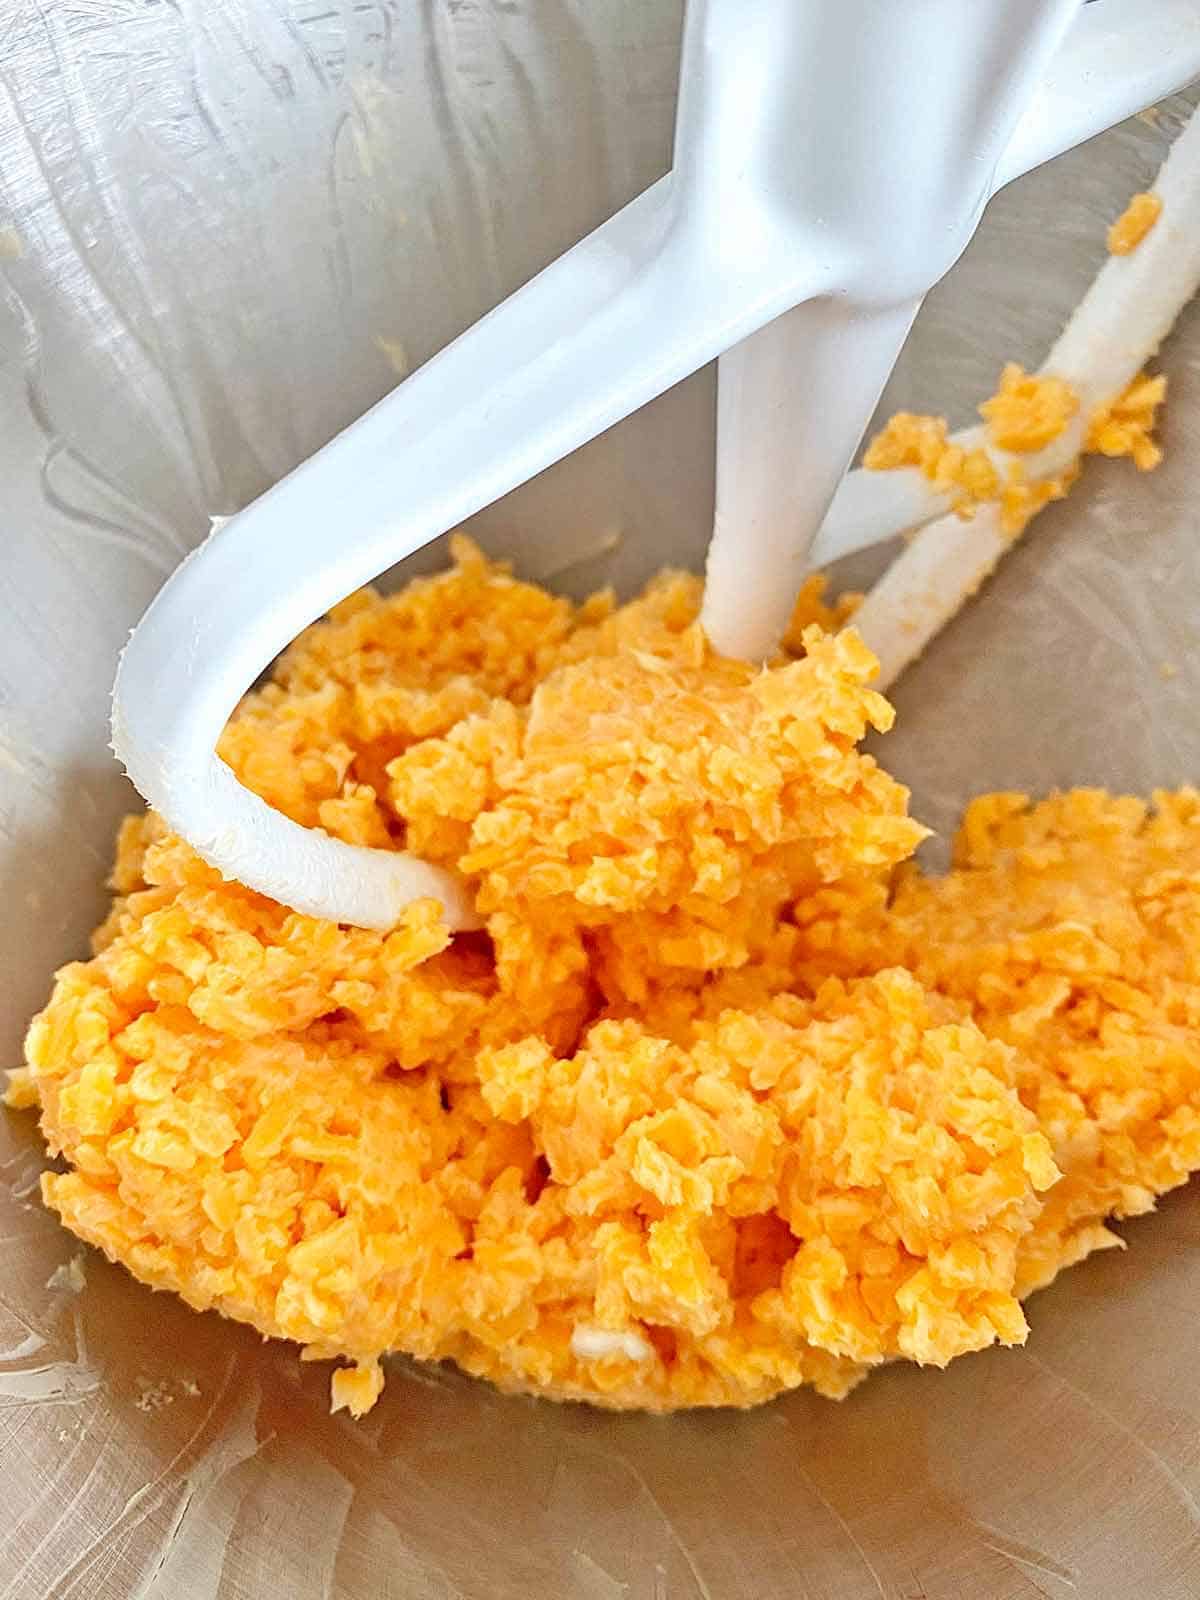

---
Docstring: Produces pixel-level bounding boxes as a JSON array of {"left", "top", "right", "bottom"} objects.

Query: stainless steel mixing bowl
[{"left": 2, "top": 7, "right": 1198, "bottom": 1595}]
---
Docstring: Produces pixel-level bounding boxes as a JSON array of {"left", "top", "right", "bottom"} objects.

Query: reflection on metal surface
[{"left": 1, "top": 4, "right": 1200, "bottom": 1595}]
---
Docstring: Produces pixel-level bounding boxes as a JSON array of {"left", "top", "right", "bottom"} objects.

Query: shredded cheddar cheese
[
  {"left": 15, "top": 541, "right": 1200, "bottom": 1415},
  {"left": 1108, "top": 191, "right": 1163, "bottom": 256}
]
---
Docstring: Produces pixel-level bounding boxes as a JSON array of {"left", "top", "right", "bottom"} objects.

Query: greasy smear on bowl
[{"left": 13, "top": 541, "right": 1200, "bottom": 1414}]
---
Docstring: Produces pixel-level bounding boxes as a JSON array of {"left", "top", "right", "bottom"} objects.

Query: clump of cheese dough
[
  {"left": 828, "top": 788, "right": 1200, "bottom": 1296},
  {"left": 17, "top": 541, "right": 1200, "bottom": 1415}
]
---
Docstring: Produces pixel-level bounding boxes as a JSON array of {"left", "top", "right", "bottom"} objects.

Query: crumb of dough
[
  {"left": 979, "top": 364, "right": 1079, "bottom": 455},
  {"left": 780, "top": 573, "right": 863, "bottom": 651},
  {"left": 19, "top": 541, "right": 1200, "bottom": 1415},
  {"left": 1086, "top": 372, "right": 1167, "bottom": 472},
  {"left": 864, "top": 367, "right": 1164, "bottom": 539},
  {"left": 5, "top": 1067, "right": 39, "bottom": 1110},
  {"left": 1108, "top": 192, "right": 1162, "bottom": 256},
  {"left": 331, "top": 1360, "right": 385, "bottom": 1417}
]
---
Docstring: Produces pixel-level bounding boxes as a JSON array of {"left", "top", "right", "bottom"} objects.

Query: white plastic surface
[
  {"left": 996, "top": 0, "right": 1200, "bottom": 188},
  {"left": 112, "top": 0, "right": 1197, "bottom": 932}
]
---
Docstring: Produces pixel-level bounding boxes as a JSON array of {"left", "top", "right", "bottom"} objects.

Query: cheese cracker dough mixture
[{"left": 14, "top": 540, "right": 1200, "bottom": 1416}]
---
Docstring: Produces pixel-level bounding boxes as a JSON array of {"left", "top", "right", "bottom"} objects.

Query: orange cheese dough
[
  {"left": 1108, "top": 191, "right": 1162, "bottom": 256},
  {"left": 811, "top": 788, "right": 1200, "bottom": 1298},
  {"left": 864, "top": 365, "right": 1165, "bottom": 538},
  {"left": 1086, "top": 373, "right": 1167, "bottom": 472},
  {"left": 16, "top": 540, "right": 1200, "bottom": 1415}
]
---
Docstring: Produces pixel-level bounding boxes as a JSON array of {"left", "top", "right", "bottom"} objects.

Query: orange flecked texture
[
  {"left": 817, "top": 788, "right": 1200, "bottom": 1299},
  {"left": 17, "top": 541, "right": 1200, "bottom": 1415},
  {"left": 864, "top": 366, "right": 1164, "bottom": 540},
  {"left": 862, "top": 412, "right": 1001, "bottom": 513}
]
